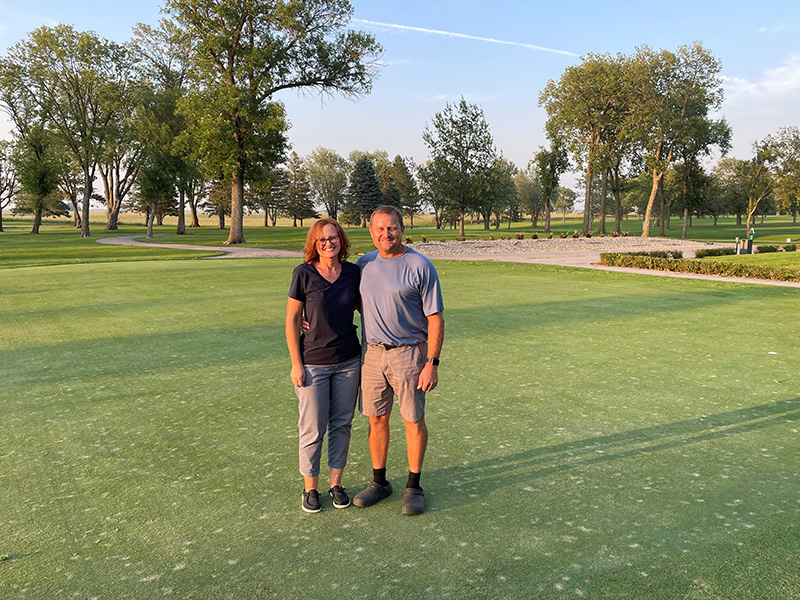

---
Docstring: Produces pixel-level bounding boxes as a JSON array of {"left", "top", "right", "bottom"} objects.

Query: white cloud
[
  {"left": 352, "top": 19, "right": 578, "bottom": 57},
  {"left": 721, "top": 52, "right": 800, "bottom": 154}
]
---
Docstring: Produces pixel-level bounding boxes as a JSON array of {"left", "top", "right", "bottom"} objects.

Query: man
[{"left": 353, "top": 205, "right": 444, "bottom": 515}]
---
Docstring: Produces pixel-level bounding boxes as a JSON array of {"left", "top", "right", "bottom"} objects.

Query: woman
[{"left": 285, "top": 217, "right": 361, "bottom": 513}]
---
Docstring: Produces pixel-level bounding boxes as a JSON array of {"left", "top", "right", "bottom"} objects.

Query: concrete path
[{"left": 97, "top": 234, "right": 303, "bottom": 259}]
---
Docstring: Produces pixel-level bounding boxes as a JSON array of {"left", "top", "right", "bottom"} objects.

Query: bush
[
  {"left": 783, "top": 243, "right": 797, "bottom": 252},
  {"left": 515, "top": 232, "right": 524, "bottom": 240},
  {"left": 421, "top": 235, "right": 427, "bottom": 243},
  {"left": 488, "top": 234, "right": 494, "bottom": 240},
  {"left": 404, "top": 236, "right": 413, "bottom": 244},
  {"left": 599, "top": 252, "right": 800, "bottom": 282},
  {"left": 531, "top": 233, "right": 538, "bottom": 239},
  {"left": 756, "top": 245, "right": 779, "bottom": 253},
  {"left": 585, "top": 231, "right": 592, "bottom": 238},
  {"left": 548, "top": 233, "right": 553, "bottom": 239},
  {"left": 559, "top": 232, "right": 567, "bottom": 239},
  {"left": 694, "top": 247, "right": 735, "bottom": 258},
  {"left": 572, "top": 231, "right": 580, "bottom": 239}
]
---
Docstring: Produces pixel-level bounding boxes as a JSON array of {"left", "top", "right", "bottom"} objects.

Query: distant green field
[
  {"left": 2, "top": 251, "right": 799, "bottom": 598},
  {"left": 2, "top": 212, "right": 799, "bottom": 269}
]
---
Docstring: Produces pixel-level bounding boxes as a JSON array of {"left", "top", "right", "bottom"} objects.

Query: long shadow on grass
[
  {"left": 1, "top": 324, "right": 288, "bottom": 390},
  {"left": 429, "top": 398, "right": 799, "bottom": 509}
]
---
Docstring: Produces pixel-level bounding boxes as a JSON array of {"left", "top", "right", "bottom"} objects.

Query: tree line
[{"left": 1, "top": 5, "right": 798, "bottom": 239}]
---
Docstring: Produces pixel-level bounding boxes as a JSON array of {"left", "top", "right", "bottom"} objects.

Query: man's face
[{"left": 369, "top": 211, "right": 405, "bottom": 257}]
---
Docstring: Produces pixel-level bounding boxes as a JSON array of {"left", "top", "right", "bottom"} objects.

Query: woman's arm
[{"left": 285, "top": 297, "right": 306, "bottom": 387}]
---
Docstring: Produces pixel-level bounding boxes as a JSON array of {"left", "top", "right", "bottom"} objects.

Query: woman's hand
[{"left": 290, "top": 364, "right": 305, "bottom": 387}]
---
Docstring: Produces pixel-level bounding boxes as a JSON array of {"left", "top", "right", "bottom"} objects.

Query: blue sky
[{"left": 1, "top": 0, "right": 799, "bottom": 179}]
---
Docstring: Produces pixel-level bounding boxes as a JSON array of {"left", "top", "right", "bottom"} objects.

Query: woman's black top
[{"left": 288, "top": 261, "right": 361, "bottom": 365}]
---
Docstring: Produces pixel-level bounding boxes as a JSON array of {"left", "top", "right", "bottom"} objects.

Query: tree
[
  {"left": 773, "top": 127, "right": 800, "bottom": 224},
  {"left": 534, "top": 143, "right": 569, "bottom": 233},
  {"left": 342, "top": 155, "right": 382, "bottom": 226},
  {"left": 283, "top": 152, "right": 317, "bottom": 226},
  {"left": 514, "top": 167, "right": 541, "bottom": 226},
  {"left": 0, "top": 140, "right": 17, "bottom": 232},
  {"left": 540, "top": 53, "right": 628, "bottom": 235},
  {"left": 128, "top": 20, "right": 193, "bottom": 234},
  {"left": 742, "top": 138, "right": 778, "bottom": 236},
  {"left": 417, "top": 158, "right": 448, "bottom": 229},
  {"left": 554, "top": 186, "right": 577, "bottom": 222},
  {"left": 476, "top": 156, "right": 516, "bottom": 229},
  {"left": 11, "top": 126, "right": 62, "bottom": 233},
  {"left": 390, "top": 156, "right": 421, "bottom": 227},
  {"left": 306, "top": 147, "right": 348, "bottom": 220},
  {"left": 422, "top": 97, "right": 495, "bottom": 237},
  {"left": 0, "top": 25, "right": 133, "bottom": 238},
  {"left": 629, "top": 42, "right": 726, "bottom": 237},
  {"left": 165, "top": 0, "right": 382, "bottom": 244}
]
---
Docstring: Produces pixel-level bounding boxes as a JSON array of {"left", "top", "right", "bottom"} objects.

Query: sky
[{"left": 1, "top": 0, "right": 800, "bottom": 183}]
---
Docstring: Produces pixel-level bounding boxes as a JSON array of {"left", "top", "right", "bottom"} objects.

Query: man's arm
[{"left": 417, "top": 311, "right": 444, "bottom": 392}]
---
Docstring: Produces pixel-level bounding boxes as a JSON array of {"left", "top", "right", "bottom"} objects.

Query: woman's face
[{"left": 316, "top": 223, "right": 341, "bottom": 261}]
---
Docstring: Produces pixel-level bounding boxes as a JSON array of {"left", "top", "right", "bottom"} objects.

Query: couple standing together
[{"left": 285, "top": 205, "right": 445, "bottom": 515}]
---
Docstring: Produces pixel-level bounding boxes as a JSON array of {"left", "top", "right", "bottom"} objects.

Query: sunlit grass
[{"left": 1, "top": 256, "right": 798, "bottom": 598}]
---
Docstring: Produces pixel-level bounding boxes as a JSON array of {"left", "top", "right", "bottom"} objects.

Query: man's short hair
[{"left": 370, "top": 205, "right": 404, "bottom": 228}]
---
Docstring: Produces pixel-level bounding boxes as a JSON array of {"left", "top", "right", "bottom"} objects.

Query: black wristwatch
[{"left": 426, "top": 357, "right": 440, "bottom": 366}]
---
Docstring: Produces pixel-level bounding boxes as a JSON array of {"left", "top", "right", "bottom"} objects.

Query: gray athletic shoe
[
  {"left": 353, "top": 480, "right": 393, "bottom": 507},
  {"left": 401, "top": 487, "right": 424, "bottom": 515}
]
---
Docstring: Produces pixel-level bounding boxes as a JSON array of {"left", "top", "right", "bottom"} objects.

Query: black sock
[
  {"left": 373, "top": 467, "right": 387, "bottom": 486},
  {"left": 406, "top": 471, "right": 421, "bottom": 490}
]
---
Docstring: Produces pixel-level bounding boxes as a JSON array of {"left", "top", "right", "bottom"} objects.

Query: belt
[{"left": 372, "top": 343, "right": 400, "bottom": 350}]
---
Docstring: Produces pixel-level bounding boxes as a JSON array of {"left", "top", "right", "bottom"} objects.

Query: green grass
[{"left": 2, "top": 255, "right": 799, "bottom": 599}]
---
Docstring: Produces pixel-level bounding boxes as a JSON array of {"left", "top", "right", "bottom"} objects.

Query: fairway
[{"left": 1, "top": 256, "right": 799, "bottom": 599}]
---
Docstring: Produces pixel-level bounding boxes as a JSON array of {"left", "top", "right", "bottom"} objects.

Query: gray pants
[{"left": 295, "top": 356, "right": 360, "bottom": 477}]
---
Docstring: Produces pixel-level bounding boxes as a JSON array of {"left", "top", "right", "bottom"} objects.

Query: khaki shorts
[{"left": 359, "top": 343, "right": 426, "bottom": 422}]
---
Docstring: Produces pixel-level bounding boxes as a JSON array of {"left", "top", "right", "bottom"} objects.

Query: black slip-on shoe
[
  {"left": 302, "top": 489, "right": 321, "bottom": 513},
  {"left": 329, "top": 485, "right": 351, "bottom": 509},
  {"left": 401, "top": 487, "right": 425, "bottom": 515},
  {"left": 352, "top": 480, "right": 393, "bottom": 507}
]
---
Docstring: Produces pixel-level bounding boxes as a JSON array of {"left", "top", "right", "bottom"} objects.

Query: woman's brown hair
[{"left": 303, "top": 217, "right": 351, "bottom": 264}]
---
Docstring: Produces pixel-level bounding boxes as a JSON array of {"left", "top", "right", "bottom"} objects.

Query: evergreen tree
[{"left": 343, "top": 156, "right": 383, "bottom": 227}]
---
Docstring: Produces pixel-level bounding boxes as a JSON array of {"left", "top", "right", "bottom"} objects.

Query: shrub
[
  {"left": 439, "top": 238, "right": 446, "bottom": 242},
  {"left": 572, "top": 231, "right": 580, "bottom": 239},
  {"left": 515, "top": 232, "right": 524, "bottom": 240},
  {"left": 756, "top": 245, "right": 779, "bottom": 253},
  {"left": 585, "top": 231, "right": 592, "bottom": 238},
  {"left": 488, "top": 234, "right": 494, "bottom": 240},
  {"left": 531, "top": 233, "right": 538, "bottom": 239},
  {"left": 404, "top": 236, "right": 413, "bottom": 244},
  {"left": 621, "top": 231, "right": 629, "bottom": 237},
  {"left": 456, "top": 236, "right": 466, "bottom": 241},
  {"left": 559, "top": 232, "right": 567, "bottom": 239},
  {"left": 598, "top": 252, "right": 800, "bottom": 282},
  {"left": 783, "top": 243, "right": 797, "bottom": 252},
  {"left": 548, "top": 233, "right": 553, "bottom": 239},
  {"left": 420, "top": 235, "right": 427, "bottom": 243},
  {"left": 694, "top": 247, "right": 735, "bottom": 258}
]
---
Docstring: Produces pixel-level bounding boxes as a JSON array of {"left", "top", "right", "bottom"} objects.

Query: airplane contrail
[{"left": 352, "top": 19, "right": 579, "bottom": 58}]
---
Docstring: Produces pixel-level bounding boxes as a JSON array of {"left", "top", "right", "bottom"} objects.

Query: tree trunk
[
  {"left": 459, "top": 208, "right": 465, "bottom": 237},
  {"left": 189, "top": 187, "right": 200, "bottom": 227},
  {"left": 218, "top": 211, "right": 225, "bottom": 229},
  {"left": 736, "top": 212, "right": 742, "bottom": 226},
  {"left": 583, "top": 165, "right": 593, "bottom": 235},
  {"left": 72, "top": 200, "right": 81, "bottom": 228},
  {"left": 225, "top": 166, "right": 246, "bottom": 244},
  {"left": 31, "top": 206, "right": 43, "bottom": 234},
  {"left": 682, "top": 207, "right": 689, "bottom": 239},
  {"left": 658, "top": 178, "right": 666, "bottom": 237},
  {"left": 177, "top": 188, "right": 186, "bottom": 235},
  {"left": 481, "top": 208, "right": 491, "bottom": 229},
  {"left": 597, "top": 169, "right": 608, "bottom": 234},
  {"left": 642, "top": 169, "right": 663, "bottom": 237},
  {"left": 146, "top": 205, "right": 156, "bottom": 239},
  {"left": 80, "top": 168, "right": 92, "bottom": 238}
]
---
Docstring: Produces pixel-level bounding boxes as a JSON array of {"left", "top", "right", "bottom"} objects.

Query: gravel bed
[{"left": 409, "top": 236, "right": 714, "bottom": 257}]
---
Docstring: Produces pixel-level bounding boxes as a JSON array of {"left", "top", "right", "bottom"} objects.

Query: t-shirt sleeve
[
  {"left": 419, "top": 259, "right": 444, "bottom": 316},
  {"left": 288, "top": 265, "right": 306, "bottom": 302}
]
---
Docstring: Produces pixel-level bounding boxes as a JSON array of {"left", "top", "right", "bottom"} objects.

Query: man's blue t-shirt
[{"left": 357, "top": 247, "right": 444, "bottom": 346}]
